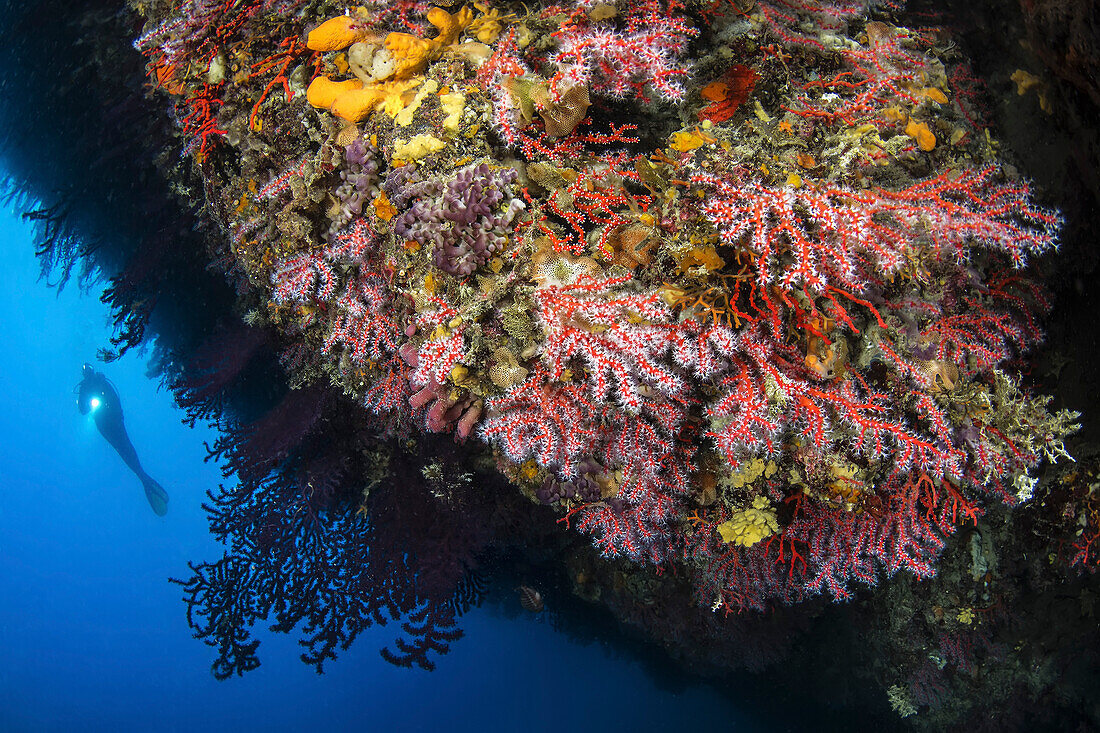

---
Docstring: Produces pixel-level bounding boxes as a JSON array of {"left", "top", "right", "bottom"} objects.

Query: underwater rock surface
[{"left": 3, "top": 0, "right": 1099, "bottom": 729}]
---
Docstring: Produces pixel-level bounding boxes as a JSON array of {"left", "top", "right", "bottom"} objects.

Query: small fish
[{"left": 516, "top": 585, "right": 544, "bottom": 613}]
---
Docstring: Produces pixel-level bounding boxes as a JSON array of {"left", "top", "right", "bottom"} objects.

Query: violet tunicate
[
  {"left": 329, "top": 138, "right": 380, "bottom": 237},
  {"left": 386, "top": 162, "right": 525, "bottom": 277},
  {"left": 536, "top": 461, "right": 603, "bottom": 506}
]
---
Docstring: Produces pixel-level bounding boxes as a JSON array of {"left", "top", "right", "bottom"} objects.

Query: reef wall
[{"left": 3, "top": 0, "right": 1099, "bottom": 728}]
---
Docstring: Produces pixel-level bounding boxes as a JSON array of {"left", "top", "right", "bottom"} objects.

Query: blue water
[{"left": 0, "top": 204, "right": 768, "bottom": 731}]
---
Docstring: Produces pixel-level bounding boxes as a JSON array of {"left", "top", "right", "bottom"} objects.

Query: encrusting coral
[{"left": 717, "top": 496, "right": 779, "bottom": 547}]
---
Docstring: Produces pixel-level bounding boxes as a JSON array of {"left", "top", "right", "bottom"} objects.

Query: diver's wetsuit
[{"left": 77, "top": 366, "right": 169, "bottom": 516}]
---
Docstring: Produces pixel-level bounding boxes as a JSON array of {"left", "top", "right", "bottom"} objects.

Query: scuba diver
[{"left": 76, "top": 364, "right": 169, "bottom": 516}]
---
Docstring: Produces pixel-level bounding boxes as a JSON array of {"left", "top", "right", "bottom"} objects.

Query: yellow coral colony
[{"left": 717, "top": 496, "right": 780, "bottom": 547}]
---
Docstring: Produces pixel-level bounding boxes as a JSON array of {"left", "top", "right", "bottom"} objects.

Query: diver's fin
[{"left": 141, "top": 476, "right": 169, "bottom": 516}]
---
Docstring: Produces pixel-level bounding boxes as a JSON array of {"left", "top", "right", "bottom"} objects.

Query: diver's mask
[{"left": 77, "top": 364, "right": 104, "bottom": 414}]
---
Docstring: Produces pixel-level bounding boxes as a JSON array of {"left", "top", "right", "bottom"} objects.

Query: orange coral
[
  {"left": 699, "top": 65, "right": 757, "bottom": 123},
  {"left": 151, "top": 59, "right": 186, "bottom": 95},
  {"left": 905, "top": 118, "right": 936, "bottom": 151}
]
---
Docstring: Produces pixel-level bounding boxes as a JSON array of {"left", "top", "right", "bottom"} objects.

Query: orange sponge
[
  {"left": 306, "top": 77, "right": 364, "bottom": 109},
  {"left": 329, "top": 86, "right": 387, "bottom": 122},
  {"left": 307, "top": 16, "right": 367, "bottom": 52}
]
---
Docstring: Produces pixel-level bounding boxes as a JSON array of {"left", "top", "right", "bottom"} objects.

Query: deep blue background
[{"left": 0, "top": 203, "right": 765, "bottom": 731}]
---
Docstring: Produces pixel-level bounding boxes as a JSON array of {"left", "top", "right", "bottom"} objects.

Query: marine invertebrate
[
  {"left": 699, "top": 65, "right": 758, "bottom": 123},
  {"left": 388, "top": 162, "right": 525, "bottom": 276},
  {"left": 305, "top": 6, "right": 475, "bottom": 122},
  {"left": 717, "top": 497, "right": 779, "bottom": 547},
  {"left": 693, "top": 167, "right": 1060, "bottom": 294},
  {"left": 516, "top": 585, "right": 545, "bottom": 612},
  {"left": 306, "top": 15, "right": 370, "bottom": 52},
  {"left": 322, "top": 137, "right": 383, "bottom": 235}
]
